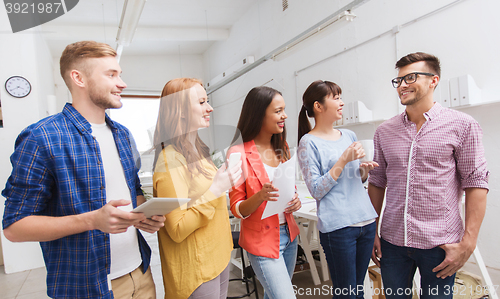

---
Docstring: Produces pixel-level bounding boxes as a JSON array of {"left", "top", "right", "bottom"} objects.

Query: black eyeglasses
[{"left": 391, "top": 72, "right": 435, "bottom": 88}]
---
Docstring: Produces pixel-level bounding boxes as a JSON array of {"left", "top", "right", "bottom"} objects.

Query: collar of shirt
[
  {"left": 62, "top": 103, "right": 118, "bottom": 134},
  {"left": 402, "top": 102, "right": 443, "bottom": 125}
]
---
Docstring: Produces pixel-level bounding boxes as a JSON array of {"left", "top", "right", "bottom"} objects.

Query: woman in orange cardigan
[{"left": 228, "top": 86, "right": 301, "bottom": 299}]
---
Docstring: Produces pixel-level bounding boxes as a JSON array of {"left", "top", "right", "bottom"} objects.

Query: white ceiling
[{"left": 41, "top": 0, "right": 255, "bottom": 57}]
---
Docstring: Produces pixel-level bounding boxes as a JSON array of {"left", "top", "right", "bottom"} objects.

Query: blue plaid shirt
[{"left": 2, "top": 103, "right": 151, "bottom": 299}]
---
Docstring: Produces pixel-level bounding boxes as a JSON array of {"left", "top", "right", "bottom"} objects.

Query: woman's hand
[
  {"left": 209, "top": 160, "right": 243, "bottom": 196},
  {"left": 341, "top": 141, "right": 365, "bottom": 163},
  {"left": 258, "top": 183, "right": 279, "bottom": 203},
  {"left": 360, "top": 161, "right": 379, "bottom": 172},
  {"left": 329, "top": 142, "right": 366, "bottom": 181},
  {"left": 285, "top": 192, "right": 301, "bottom": 213},
  {"left": 359, "top": 161, "right": 379, "bottom": 181},
  {"left": 237, "top": 182, "right": 278, "bottom": 218}
]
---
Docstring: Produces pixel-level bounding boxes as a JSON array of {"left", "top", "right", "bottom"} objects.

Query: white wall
[
  {"left": 0, "top": 9, "right": 56, "bottom": 273},
  {"left": 52, "top": 57, "right": 72, "bottom": 111},
  {"left": 120, "top": 54, "right": 204, "bottom": 93},
  {"left": 203, "top": 0, "right": 500, "bottom": 271}
]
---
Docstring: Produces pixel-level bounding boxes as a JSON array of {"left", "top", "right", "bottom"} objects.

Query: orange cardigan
[{"left": 228, "top": 140, "right": 300, "bottom": 259}]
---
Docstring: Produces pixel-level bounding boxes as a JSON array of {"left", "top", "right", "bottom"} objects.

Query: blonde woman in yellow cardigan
[{"left": 152, "top": 78, "right": 242, "bottom": 299}]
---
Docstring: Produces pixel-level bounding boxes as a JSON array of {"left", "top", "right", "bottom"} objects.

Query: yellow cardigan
[{"left": 153, "top": 145, "right": 233, "bottom": 299}]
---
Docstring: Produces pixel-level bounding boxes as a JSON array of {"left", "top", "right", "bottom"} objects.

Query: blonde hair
[
  {"left": 153, "top": 78, "right": 215, "bottom": 177},
  {"left": 59, "top": 41, "right": 117, "bottom": 90}
]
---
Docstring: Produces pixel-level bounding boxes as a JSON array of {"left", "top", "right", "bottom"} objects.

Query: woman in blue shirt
[{"left": 297, "top": 80, "right": 378, "bottom": 299}]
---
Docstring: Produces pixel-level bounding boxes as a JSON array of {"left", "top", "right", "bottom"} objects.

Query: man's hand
[
  {"left": 433, "top": 188, "right": 488, "bottom": 278},
  {"left": 134, "top": 215, "right": 166, "bottom": 233},
  {"left": 433, "top": 241, "right": 475, "bottom": 278},
  {"left": 91, "top": 199, "right": 146, "bottom": 234},
  {"left": 371, "top": 234, "right": 382, "bottom": 267}
]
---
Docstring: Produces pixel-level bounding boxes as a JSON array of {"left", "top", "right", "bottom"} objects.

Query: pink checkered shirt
[{"left": 369, "top": 102, "right": 489, "bottom": 249}]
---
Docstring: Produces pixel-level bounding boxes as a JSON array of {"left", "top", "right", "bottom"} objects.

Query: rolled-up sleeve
[
  {"left": 456, "top": 120, "right": 489, "bottom": 190},
  {"left": 2, "top": 129, "right": 52, "bottom": 229},
  {"left": 368, "top": 128, "right": 387, "bottom": 188}
]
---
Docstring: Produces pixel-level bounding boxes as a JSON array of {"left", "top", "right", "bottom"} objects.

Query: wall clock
[{"left": 5, "top": 76, "right": 31, "bottom": 98}]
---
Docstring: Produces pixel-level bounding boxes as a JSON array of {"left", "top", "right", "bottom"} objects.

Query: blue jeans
[
  {"left": 380, "top": 238, "right": 456, "bottom": 299},
  {"left": 319, "top": 221, "right": 376, "bottom": 299},
  {"left": 247, "top": 225, "right": 298, "bottom": 299}
]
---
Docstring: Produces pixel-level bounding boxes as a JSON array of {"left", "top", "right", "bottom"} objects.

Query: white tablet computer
[{"left": 133, "top": 197, "right": 190, "bottom": 218}]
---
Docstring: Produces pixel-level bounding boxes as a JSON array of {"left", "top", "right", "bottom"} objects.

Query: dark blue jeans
[
  {"left": 319, "top": 222, "right": 376, "bottom": 299},
  {"left": 380, "top": 238, "right": 456, "bottom": 299}
]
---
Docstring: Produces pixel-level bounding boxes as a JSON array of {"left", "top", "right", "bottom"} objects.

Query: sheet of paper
[{"left": 261, "top": 154, "right": 296, "bottom": 220}]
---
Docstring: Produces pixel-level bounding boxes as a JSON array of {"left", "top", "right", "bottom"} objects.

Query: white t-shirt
[
  {"left": 263, "top": 163, "right": 286, "bottom": 224},
  {"left": 91, "top": 123, "right": 142, "bottom": 280}
]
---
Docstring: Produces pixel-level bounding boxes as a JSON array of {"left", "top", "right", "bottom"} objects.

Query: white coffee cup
[{"left": 359, "top": 139, "right": 374, "bottom": 163}]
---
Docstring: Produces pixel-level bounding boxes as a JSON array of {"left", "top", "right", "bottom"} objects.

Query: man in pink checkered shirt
[{"left": 368, "top": 52, "right": 489, "bottom": 298}]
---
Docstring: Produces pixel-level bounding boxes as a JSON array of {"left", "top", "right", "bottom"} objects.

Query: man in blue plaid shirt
[{"left": 2, "top": 41, "right": 165, "bottom": 298}]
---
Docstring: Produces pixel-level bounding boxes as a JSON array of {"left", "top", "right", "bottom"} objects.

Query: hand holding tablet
[{"left": 133, "top": 197, "right": 190, "bottom": 218}]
